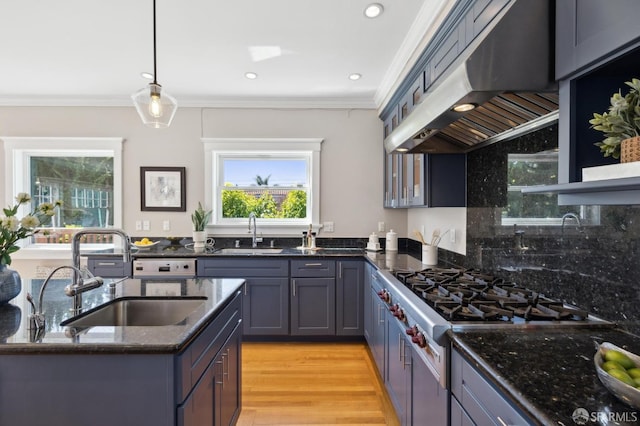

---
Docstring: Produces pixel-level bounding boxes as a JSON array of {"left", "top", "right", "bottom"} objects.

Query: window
[
  {"left": 3, "top": 137, "right": 124, "bottom": 246},
  {"left": 203, "top": 138, "right": 322, "bottom": 235},
  {"left": 502, "top": 151, "right": 599, "bottom": 226}
]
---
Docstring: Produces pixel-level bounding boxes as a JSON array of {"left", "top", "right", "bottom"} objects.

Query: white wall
[
  {"left": 0, "top": 105, "right": 406, "bottom": 242},
  {"left": 407, "top": 207, "right": 466, "bottom": 255}
]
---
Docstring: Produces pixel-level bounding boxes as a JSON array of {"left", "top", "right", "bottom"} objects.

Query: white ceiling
[{"left": 0, "top": 0, "right": 455, "bottom": 110}]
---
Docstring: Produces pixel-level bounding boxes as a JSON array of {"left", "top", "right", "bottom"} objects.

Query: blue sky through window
[{"left": 223, "top": 159, "right": 307, "bottom": 187}]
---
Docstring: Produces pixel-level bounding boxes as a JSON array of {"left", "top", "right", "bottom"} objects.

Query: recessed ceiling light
[
  {"left": 452, "top": 103, "right": 477, "bottom": 112},
  {"left": 364, "top": 3, "right": 384, "bottom": 18},
  {"left": 245, "top": 72, "right": 258, "bottom": 80},
  {"left": 140, "top": 72, "right": 154, "bottom": 80},
  {"left": 349, "top": 73, "right": 362, "bottom": 81},
  {"left": 396, "top": 148, "right": 409, "bottom": 152}
]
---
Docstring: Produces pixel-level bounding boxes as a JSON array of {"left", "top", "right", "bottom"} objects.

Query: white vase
[{"left": 192, "top": 231, "right": 206, "bottom": 249}]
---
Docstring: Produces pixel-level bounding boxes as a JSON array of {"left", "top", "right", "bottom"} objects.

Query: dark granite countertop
[
  {"left": 0, "top": 277, "right": 244, "bottom": 354},
  {"left": 449, "top": 327, "right": 640, "bottom": 425}
]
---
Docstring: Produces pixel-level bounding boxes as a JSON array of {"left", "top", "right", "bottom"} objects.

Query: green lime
[
  {"left": 601, "top": 361, "right": 625, "bottom": 372},
  {"left": 634, "top": 377, "right": 640, "bottom": 387},
  {"left": 604, "top": 350, "right": 636, "bottom": 369},
  {"left": 627, "top": 367, "right": 640, "bottom": 378},
  {"left": 608, "top": 369, "right": 636, "bottom": 387}
]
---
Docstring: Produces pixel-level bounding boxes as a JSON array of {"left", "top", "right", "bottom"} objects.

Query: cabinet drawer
[
  {"left": 451, "top": 349, "right": 530, "bottom": 426},
  {"left": 87, "top": 257, "right": 132, "bottom": 278},
  {"left": 290, "top": 259, "right": 335, "bottom": 277},
  {"left": 197, "top": 258, "right": 288, "bottom": 277}
]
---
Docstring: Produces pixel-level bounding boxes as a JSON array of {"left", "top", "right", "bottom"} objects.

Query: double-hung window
[
  {"left": 203, "top": 138, "right": 322, "bottom": 235},
  {"left": 3, "top": 137, "right": 123, "bottom": 248}
]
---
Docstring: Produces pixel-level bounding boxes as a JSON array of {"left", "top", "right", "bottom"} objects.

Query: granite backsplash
[{"left": 449, "top": 123, "right": 640, "bottom": 336}]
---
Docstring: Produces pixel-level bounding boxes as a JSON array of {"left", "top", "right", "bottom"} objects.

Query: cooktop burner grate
[{"left": 392, "top": 267, "right": 590, "bottom": 323}]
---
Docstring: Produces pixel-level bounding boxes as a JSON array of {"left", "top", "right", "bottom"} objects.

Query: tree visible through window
[{"left": 221, "top": 158, "right": 308, "bottom": 219}]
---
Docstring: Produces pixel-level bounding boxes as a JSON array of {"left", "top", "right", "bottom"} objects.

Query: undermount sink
[
  {"left": 215, "top": 248, "right": 283, "bottom": 255},
  {"left": 60, "top": 297, "right": 207, "bottom": 327}
]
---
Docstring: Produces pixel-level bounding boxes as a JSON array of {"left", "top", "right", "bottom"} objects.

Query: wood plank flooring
[{"left": 236, "top": 342, "right": 399, "bottom": 426}]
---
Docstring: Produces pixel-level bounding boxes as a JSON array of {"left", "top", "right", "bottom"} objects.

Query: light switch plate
[
  {"left": 143, "top": 220, "right": 150, "bottom": 231},
  {"left": 163, "top": 220, "right": 170, "bottom": 231},
  {"left": 324, "top": 221, "right": 334, "bottom": 232}
]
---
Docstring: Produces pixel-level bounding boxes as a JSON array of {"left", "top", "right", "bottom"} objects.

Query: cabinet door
[
  {"left": 450, "top": 396, "right": 475, "bottom": 426},
  {"left": 243, "top": 277, "right": 289, "bottom": 335},
  {"left": 371, "top": 287, "right": 387, "bottom": 377},
  {"left": 385, "top": 153, "right": 401, "bottom": 208},
  {"left": 178, "top": 355, "right": 215, "bottom": 426},
  {"left": 363, "top": 264, "right": 373, "bottom": 343},
  {"left": 426, "top": 154, "right": 466, "bottom": 207},
  {"left": 556, "top": 0, "right": 640, "bottom": 79},
  {"left": 336, "top": 260, "right": 364, "bottom": 336},
  {"left": 408, "top": 154, "right": 425, "bottom": 206},
  {"left": 216, "top": 324, "right": 242, "bottom": 426},
  {"left": 290, "top": 277, "right": 336, "bottom": 335},
  {"left": 386, "top": 316, "right": 411, "bottom": 425}
]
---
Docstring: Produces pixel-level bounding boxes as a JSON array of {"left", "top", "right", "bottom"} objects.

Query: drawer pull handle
[
  {"left": 304, "top": 263, "right": 323, "bottom": 267},
  {"left": 97, "top": 262, "right": 116, "bottom": 266},
  {"left": 497, "top": 417, "right": 508, "bottom": 426}
]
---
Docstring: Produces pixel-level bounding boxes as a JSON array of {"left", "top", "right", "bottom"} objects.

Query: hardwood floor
[{"left": 236, "top": 341, "right": 399, "bottom": 426}]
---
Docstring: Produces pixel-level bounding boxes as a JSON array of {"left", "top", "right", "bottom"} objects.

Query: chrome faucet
[
  {"left": 72, "top": 228, "right": 131, "bottom": 311},
  {"left": 28, "top": 265, "right": 104, "bottom": 335},
  {"left": 248, "top": 213, "right": 262, "bottom": 248},
  {"left": 561, "top": 212, "right": 582, "bottom": 229}
]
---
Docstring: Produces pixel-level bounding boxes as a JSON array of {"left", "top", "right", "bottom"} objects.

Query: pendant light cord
[{"left": 152, "top": 0, "right": 158, "bottom": 85}]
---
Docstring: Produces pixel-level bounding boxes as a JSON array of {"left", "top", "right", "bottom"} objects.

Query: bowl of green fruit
[{"left": 594, "top": 342, "right": 640, "bottom": 409}]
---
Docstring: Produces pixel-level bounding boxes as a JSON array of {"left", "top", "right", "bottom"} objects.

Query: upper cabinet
[
  {"left": 525, "top": 0, "right": 640, "bottom": 204},
  {"left": 555, "top": 0, "right": 640, "bottom": 80},
  {"left": 384, "top": 152, "right": 466, "bottom": 208}
]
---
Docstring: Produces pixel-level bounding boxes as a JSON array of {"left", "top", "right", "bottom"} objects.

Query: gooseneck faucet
[
  {"left": 28, "top": 265, "right": 104, "bottom": 334},
  {"left": 72, "top": 228, "right": 131, "bottom": 311},
  {"left": 248, "top": 212, "right": 262, "bottom": 248}
]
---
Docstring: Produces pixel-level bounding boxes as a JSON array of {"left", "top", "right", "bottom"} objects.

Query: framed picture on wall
[{"left": 140, "top": 166, "right": 186, "bottom": 211}]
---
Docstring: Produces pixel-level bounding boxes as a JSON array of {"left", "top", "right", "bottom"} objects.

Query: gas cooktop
[{"left": 391, "top": 267, "right": 608, "bottom": 326}]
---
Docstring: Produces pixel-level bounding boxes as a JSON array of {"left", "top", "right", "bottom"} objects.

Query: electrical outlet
[
  {"left": 143, "top": 220, "right": 150, "bottom": 231},
  {"left": 324, "top": 221, "right": 334, "bottom": 232},
  {"left": 135, "top": 220, "right": 142, "bottom": 231},
  {"left": 163, "top": 220, "right": 170, "bottom": 231},
  {"left": 378, "top": 222, "right": 385, "bottom": 232},
  {"left": 450, "top": 228, "right": 456, "bottom": 243}
]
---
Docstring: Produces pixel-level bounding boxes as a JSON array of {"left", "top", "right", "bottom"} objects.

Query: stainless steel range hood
[{"left": 384, "top": 0, "right": 558, "bottom": 154}]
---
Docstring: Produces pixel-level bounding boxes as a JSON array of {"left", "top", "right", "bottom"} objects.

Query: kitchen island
[{"left": 0, "top": 276, "right": 244, "bottom": 426}]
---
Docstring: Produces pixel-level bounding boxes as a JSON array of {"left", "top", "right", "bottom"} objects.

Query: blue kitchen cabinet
[
  {"left": 555, "top": 0, "right": 640, "bottom": 80},
  {"left": 385, "top": 153, "right": 466, "bottom": 208},
  {"left": 290, "top": 260, "right": 336, "bottom": 336},
  {"left": 197, "top": 258, "right": 289, "bottom": 336},
  {"left": 336, "top": 260, "right": 364, "bottom": 336},
  {"left": 386, "top": 312, "right": 411, "bottom": 425},
  {"left": 366, "top": 264, "right": 387, "bottom": 378},
  {"left": 450, "top": 347, "right": 531, "bottom": 426},
  {"left": 86, "top": 256, "right": 132, "bottom": 277}
]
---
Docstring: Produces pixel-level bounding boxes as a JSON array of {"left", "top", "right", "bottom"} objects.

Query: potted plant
[
  {"left": 191, "top": 202, "right": 212, "bottom": 249},
  {"left": 589, "top": 78, "right": 640, "bottom": 162}
]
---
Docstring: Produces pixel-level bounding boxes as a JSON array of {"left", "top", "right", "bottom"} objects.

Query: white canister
[
  {"left": 386, "top": 229, "right": 398, "bottom": 251},
  {"left": 422, "top": 244, "right": 438, "bottom": 265}
]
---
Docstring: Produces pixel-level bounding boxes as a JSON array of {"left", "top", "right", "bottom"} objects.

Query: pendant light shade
[{"left": 132, "top": 0, "right": 177, "bottom": 128}]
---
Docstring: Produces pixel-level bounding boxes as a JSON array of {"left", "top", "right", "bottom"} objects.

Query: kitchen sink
[
  {"left": 60, "top": 297, "right": 207, "bottom": 327},
  {"left": 215, "top": 248, "right": 283, "bottom": 255}
]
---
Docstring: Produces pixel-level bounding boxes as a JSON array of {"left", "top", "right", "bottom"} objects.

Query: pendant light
[{"left": 131, "top": 0, "right": 177, "bottom": 128}]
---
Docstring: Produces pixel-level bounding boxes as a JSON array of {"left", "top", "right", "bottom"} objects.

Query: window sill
[{"left": 11, "top": 244, "right": 116, "bottom": 260}]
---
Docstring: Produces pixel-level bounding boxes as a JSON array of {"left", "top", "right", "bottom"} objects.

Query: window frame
[
  {"left": 2, "top": 136, "right": 124, "bottom": 255},
  {"left": 203, "top": 138, "right": 323, "bottom": 235}
]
